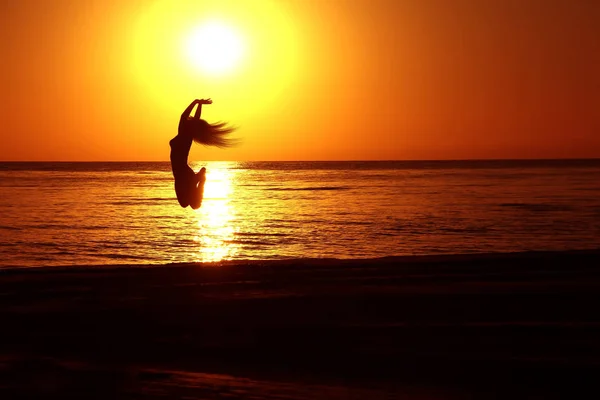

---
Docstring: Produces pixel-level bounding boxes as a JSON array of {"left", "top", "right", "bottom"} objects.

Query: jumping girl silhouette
[{"left": 170, "top": 99, "right": 236, "bottom": 209}]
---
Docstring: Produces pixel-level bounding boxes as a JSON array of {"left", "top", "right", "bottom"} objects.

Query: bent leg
[
  {"left": 190, "top": 167, "right": 207, "bottom": 210},
  {"left": 177, "top": 199, "right": 190, "bottom": 208},
  {"left": 174, "top": 180, "right": 190, "bottom": 208},
  {"left": 174, "top": 168, "right": 197, "bottom": 208}
]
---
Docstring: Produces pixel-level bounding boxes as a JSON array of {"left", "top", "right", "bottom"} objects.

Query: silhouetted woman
[{"left": 170, "top": 99, "right": 236, "bottom": 209}]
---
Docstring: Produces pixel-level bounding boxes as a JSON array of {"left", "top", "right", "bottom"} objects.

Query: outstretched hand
[{"left": 197, "top": 98, "right": 212, "bottom": 105}]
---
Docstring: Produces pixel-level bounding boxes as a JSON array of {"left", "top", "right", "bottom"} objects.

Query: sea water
[{"left": 0, "top": 160, "right": 599, "bottom": 267}]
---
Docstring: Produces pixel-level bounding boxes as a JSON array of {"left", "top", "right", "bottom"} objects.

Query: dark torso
[{"left": 169, "top": 135, "right": 193, "bottom": 177}]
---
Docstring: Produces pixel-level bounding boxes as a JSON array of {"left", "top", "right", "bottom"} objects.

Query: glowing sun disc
[{"left": 185, "top": 22, "right": 244, "bottom": 75}]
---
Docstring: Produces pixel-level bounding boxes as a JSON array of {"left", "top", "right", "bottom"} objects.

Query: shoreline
[
  {"left": 1, "top": 248, "right": 600, "bottom": 398},
  {"left": 2, "top": 247, "right": 599, "bottom": 272}
]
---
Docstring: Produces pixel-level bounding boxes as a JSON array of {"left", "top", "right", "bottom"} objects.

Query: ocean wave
[
  {"left": 386, "top": 224, "right": 491, "bottom": 234},
  {"left": 499, "top": 203, "right": 573, "bottom": 212},
  {"left": 32, "top": 241, "right": 61, "bottom": 248},
  {"left": 223, "top": 239, "right": 273, "bottom": 246},
  {"left": 51, "top": 250, "right": 76, "bottom": 256},
  {"left": 30, "top": 255, "right": 55, "bottom": 261},
  {"left": 99, "top": 254, "right": 155, "bottom": 260},
  {"left": 265, "top": 186, "right": 350, "bottom": 191},
  {"left": 108, "top": 199, "right": 173, "bottom": 206},
  {"left": 438, "top": 226, "right": 492, "bottom": 234},
  {"left": 79, "top": 225, "right": 110, "bottom": 230},
  {"left": 333, "top": 220, "right": 373, "bottom": 226},
  {"left": 145, "top": 197, "right": 175, "bottom": 201},
  {"left": 235, "top": 232, "right": 288, "bottom": 237},
  {"left": 0, "top": 225, "right": 21, "bottom": 231},
  {"left": 25, "top": 224, "right": 68, "bottom": 230}
]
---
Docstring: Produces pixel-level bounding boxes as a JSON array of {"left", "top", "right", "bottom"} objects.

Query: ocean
[{"left": 0, "top": 160, "right": 599, "bottom": 268}]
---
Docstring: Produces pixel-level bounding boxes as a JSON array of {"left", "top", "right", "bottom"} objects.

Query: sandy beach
[{"left": 1, "top": 249, "right": 600, "bottom": 398}]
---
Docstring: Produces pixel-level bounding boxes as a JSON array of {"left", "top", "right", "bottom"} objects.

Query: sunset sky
[{"left": 1, "top": 0, "right": 599, "bottom": 161}]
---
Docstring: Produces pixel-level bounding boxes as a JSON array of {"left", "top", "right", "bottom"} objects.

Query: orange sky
[{"left": 1, "top": 0, "right": 599, "bottom": 161}]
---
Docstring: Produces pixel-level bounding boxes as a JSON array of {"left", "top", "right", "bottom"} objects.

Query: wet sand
[{"left": 1, "top": 250, "right": 600, "bottom": 398}]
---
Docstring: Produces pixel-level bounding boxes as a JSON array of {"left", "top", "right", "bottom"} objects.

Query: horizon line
[{"left": 1, "top": 157, "right": 600, "bottom": 163}]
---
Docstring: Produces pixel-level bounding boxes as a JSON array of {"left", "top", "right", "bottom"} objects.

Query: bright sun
[{"left": 185, "top": 21, "right": 245, "bottom": 75}]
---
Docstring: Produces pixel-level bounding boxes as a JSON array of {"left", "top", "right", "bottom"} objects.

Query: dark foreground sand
[{"left": 1, "top": 250, "right": 600, "bottom": 399}]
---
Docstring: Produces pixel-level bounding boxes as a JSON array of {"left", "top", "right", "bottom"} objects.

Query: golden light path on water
[{"left": 191, "top": 162, "right": 239, "bottom": 262}]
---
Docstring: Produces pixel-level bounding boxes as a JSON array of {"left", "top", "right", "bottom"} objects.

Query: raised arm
[
  {"left": 180, "top": 100, "right": 199, "bottom": 121},
  {"left": 180, "top": 98, "right": 212, "bottom": 122}
]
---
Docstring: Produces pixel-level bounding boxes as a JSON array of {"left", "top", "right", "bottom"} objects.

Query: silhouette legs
[{"left": 190, "top": 167, "right": 206, "bottom": 210}]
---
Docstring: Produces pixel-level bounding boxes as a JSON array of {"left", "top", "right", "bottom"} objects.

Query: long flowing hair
[{"left": 193, "top": 120, "right": 238, "bottom": 148}]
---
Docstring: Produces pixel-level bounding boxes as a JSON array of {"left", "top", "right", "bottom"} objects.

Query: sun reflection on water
[{"left": 192, "top": 163, "right": 239, "bottom": 262}]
